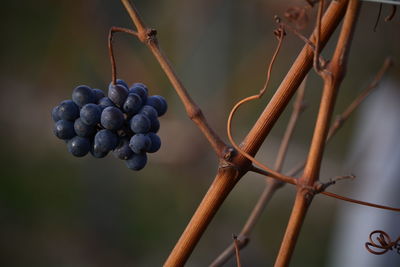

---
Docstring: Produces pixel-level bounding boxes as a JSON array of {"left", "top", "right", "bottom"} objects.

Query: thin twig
[
  {"left": 120, "top": 0, "right": 228, "bottom": 158},
  {"left": 275, "top": 1, "right": 361, "bottom": 266},
  {"left": 327, "top": 57, "right": 393, "bottom": 139},
  {"left": 226, "top": 26, "right": 299, "bottom": 186},
  {"left": 108, "top": 27, "right": 139, "bottom": 85},
  {"left": 322, "top": 191, "right": 400, "bottom": 212},
  {"left": 385, "top": 5, "right": 397, "bottom": 21},
  {"left": 373, "top": 3, "right": 383, "bottom": 32},
  {"left": 233, "top": 235, "right": 242, "bottom": 267}
]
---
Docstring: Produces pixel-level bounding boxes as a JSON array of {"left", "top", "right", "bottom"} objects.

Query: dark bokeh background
[{"left": 0, "top": 1, "right": 399, "bottom": 266}]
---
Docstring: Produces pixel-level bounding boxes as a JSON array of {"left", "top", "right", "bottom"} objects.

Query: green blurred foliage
[{"left": 0, "top": 0, "right": 399, "bottom": 266}]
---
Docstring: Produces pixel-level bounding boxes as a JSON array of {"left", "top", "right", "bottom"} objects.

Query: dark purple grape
[
  {"left": 113, "top": 138, "right": 134, "bottom": 160},
  {"left": 101, "top": 106, "right": 124, "bottom": 130},
  {"left": 74, "top": 118, "right": 96, "bottom": 137},
  {"left": 140, "top": 105, "right": 158, "bottom": 120},
  {"left": 72, "top": 85, "right": 95, "bottom": 107},
  {"left": 123, "top": 93, "right": 142, "bottom": 116},
  {"left": 116, "top": 79, "right": 129, "bottom": 90},
  {"left": 130, "top": 114, "right": 151, "bottom": 133},
  {"left": 98, "top": 97, "right": 115, "bottom": 110},
  {"left": 67, "top": 136, "right": 90, "bottom": 157},
  {"left": 149, "top": 116, "right": 160, "bottom": 133},
  {"left": 146, "top": 95, "right": 168, "bottom": 116},
  {"left": 92, "top": 88, "right": 105, "bottom": 103},
  {"left": 90, "top": 143, "right": 109, "bottom": 158},
  {"left": 94, "top": 129, "right": 118, "bottom": 153},
  {"left": 125, "top": 153, "right": 147, "bottom": 170},
  {"left": 108, "top": 83, "right": 128, "bottom": 107},
  {"left": 147, "top": 133, "right": 161, "bottom": 153},
  {"left": 129, "top": 134, "right": 151, "bottom": 153},
  {"left": 53, "top": 120, "right": 75, "bottom": 140},
  {"left": 52, "top": 106, "right": 61, "bottom": 122},
  {"left": 80, "top": 103, "right": 101, "bottom": 126},
  {"left": 129, "top": 83, "right": 148, "bottom": 103},
  {"left": 58, "top": 100, "right": 79, "bottom": 121}
]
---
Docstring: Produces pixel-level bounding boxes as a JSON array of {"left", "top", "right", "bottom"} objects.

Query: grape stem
[{"left": 108, "top": 27, "right": 139, "bottom": 86}]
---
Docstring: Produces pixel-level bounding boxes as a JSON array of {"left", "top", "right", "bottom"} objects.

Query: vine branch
[
  {"left": 275, "top": 1, "right": 361, "bottom": 266},
  {"left": 120, "top": 0, "right": 228, "bottom": 159}
]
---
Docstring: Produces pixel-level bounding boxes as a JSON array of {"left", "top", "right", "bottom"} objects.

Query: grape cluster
[{"left": 51, "top": 79, "right": 167, "bottom": 171}]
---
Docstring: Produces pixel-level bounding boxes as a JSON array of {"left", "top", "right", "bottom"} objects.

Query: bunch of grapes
[{"left": 51, "top": 79, "right": 167, "bottom": 171}]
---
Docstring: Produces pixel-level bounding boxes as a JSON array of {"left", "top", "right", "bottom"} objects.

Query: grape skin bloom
[
  {"left": 108, "top": 83, "right": 128, "bottom": 107},
  {"left": 67, "top": 136, "right": 90, "bottom": 157},
  {"left": 72, "top": 85, "right": 95, "bottom": 107},
  {"left": 53, "top": 120, "right": 76, "bottom": 140},
  {"left": 58, "top": 100, "right": 79, "bottom": 121},
  {"left": 101, "top": 106, "right": 124, "bottom": 130},
  {"left": 125, "top": 153, "right": 147, "bottom": 170},
  {"left": 94, "top": 129, "right": 119, "bottom": 153},
  {"left": 80, "top": 103, "right": 102, "bottom": 126},
  {"left": 74, "top": 118, "right": 96, "bottom": 137},
  {"left": 129, "top": 133, "right": 151, "bottom": 153},
  {"left": 130, "top": 114, "right": 151, "bottom": 133}
]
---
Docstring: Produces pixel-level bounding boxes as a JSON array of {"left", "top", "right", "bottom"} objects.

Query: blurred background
[{"left": 0, "top": 0, "right": 399, "bottom": 266}]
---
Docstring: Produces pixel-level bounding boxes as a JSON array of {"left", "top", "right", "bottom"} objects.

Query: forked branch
[{"left": 119, "top": 0, "right": 228, "bottom": 158}]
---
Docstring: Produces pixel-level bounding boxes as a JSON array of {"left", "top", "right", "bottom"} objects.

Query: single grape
[
  {"left": 67, "top": 136, "right": 90, "bottom": 157},
  {"left": 147, "top": 132, "right": 161, "bottom": 153},
  {"left": 94, "top": 129, "right": 119, "bottom": 153},
  {"left": 129, "top": 133, "right": 151, "bottom": 153},
  {"left": 113, "top": 138, "right": 134, "bottom": 160},
  {"left": 101, "top": 106, "right": 124, "bottom": 130},
  {"left": 58, "top": 100, "right": 79, "bottom": 121},
  {"left": 51, "top": 106, "right": 61, "bottom": 122},
  {"left": 98, "top": 97, "right": 115, "bottom": 110},
  {"left": 125, "top": 153, "right": 147, "bottom": 171},
  {"left": 108, "top": 83, "right": 128, "bottom": 107},
  {"left": 129, "top": 83, "right": 148, "bottom": 103},
  {"left": 74, "top": 118, "right": 96, "bottom": 137},
  {"left": 130, "top": 114, "right": 151, "bottom": 133},
  {"left": 53, "top": 120, "right": 76, "bottom": 140},
  {"left": 140, "top": 105, "right": 158, "bottom": 120},
  {"left": 146, "top": 95, "right": 168, "bottom": 116},
  {"left": 123, "top": 93, "right": 142, "bottom": 116},
  {"left": 90, "top": 143, "right": 109, "bottom": 158},
  {"left": 72, "top": 85, "right": 95, "bottom": 107},
  {"left": 80, "top": 103, "right": 101, "bottom": 126},
  {"left": 92, "top": 88, "right": 105, "bottom": 103},
  {"left": 116, "top": 79, "right": 129, "bottom": 90}
]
